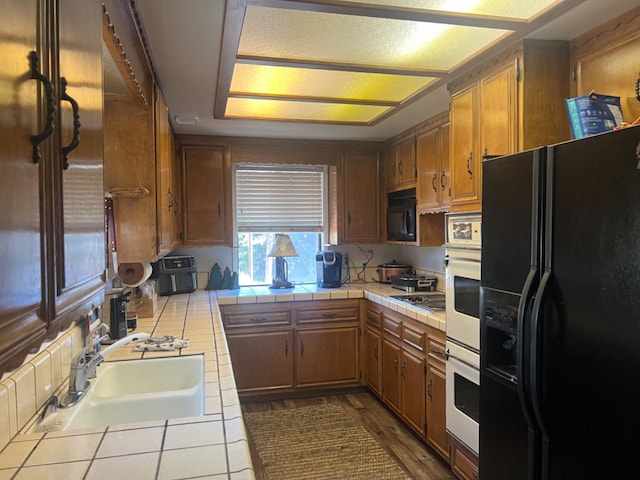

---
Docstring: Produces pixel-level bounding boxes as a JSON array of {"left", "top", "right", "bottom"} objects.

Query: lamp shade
[{"left": 268, "top": 234, "right": 299, "bottom": 257}]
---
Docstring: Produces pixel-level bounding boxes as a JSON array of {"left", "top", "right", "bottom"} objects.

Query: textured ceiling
[{"left": 132, "top": 0, "right": 640, "bottom": 141}]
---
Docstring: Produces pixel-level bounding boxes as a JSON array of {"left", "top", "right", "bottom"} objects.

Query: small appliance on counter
[
  {"left": 390, "top": 274, "right": 437, "bottom": 292},
  {"left": 376, "top": 261, "right": 413, "bottom": 283},
  {"left": 157, "top": 255, "right": 197, "bottom": 296},
  {"left": 315, "top": 250, "right": 342, "bottom": 288},
  {"left": 104, "top": 291, "right": 130, "bottom": 340}
]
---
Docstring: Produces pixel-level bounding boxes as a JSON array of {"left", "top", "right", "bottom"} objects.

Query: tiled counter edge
[
  {"left": 0, "top": 291, "right": 255, "bottom": 480},
  {"left": 0, "top": 284, "right": 445, "bottom": 480}
]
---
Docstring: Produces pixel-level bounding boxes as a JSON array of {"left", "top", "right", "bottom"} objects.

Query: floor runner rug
[{"left": 243, "top": 402, "right": 412, "bottom": 480}]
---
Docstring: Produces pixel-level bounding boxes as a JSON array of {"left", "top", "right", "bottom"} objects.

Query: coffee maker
[{"left": 315, "top": 250, "right": 342, "bottom": 288}]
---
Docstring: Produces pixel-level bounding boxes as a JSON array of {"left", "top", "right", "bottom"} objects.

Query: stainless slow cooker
[{"left": 376, "top": 261, "right": 413, "bottom": 283}]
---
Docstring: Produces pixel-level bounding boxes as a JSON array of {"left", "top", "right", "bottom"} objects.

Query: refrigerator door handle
[
  {"left": 530, "top": 269, "right": 552, "bottom": 438},
  {"left": 517, "top": 266, "right": 538, "bottom": 423}
]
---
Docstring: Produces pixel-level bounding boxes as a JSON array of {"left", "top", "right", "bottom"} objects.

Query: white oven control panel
[{"left": 445, "top": 212, "right": 481, "bottom": 248}]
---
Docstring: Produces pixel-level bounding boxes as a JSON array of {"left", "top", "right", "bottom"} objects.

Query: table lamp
[{"left": 268, "top": 234, "right": 298, "bottom": 289}]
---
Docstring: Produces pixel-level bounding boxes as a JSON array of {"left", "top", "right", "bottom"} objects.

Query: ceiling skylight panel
[
  {"left": 239, "top": 6, "right": 510, "bottom": 71},
  {"left": 230, "top": 64, "right": 438, "bottom": 102},
  {"left": 225, "top": 97, "right": 391, "bottom": 123},
  {"left": 334, "top": 0, "right": 562, "bottom": 19}
]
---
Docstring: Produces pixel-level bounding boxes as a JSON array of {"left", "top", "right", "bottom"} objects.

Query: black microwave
[{"left": 387, "top": 188, "right": 416, "bottom": 241}]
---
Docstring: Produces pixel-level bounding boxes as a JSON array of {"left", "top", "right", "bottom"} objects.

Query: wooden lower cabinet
[
  {"left": 226, "top": 330, "right": 294, "bottom": 391},
  {"left": 382, "top": 335, "right": 402, "bottom": 415},
  {"left": 364, "top": 326, "right": 382, "bottom": 396},
  {"left": 296, "top": 327, "right": 358, "bottom": 387},
  {"left": 367, "top": 300, "right": 450, "bottom": 466},
  {"left": 401, "top": 347, "right": 427, "bottom": 435},
  {"left": 427, "top": 331, "right": 449, "bottom": 461},
  {"left": 450, "top": 436, "right": 479, "bottom": 480},
  {"left": 221, "top": 299, "right": 360, "bottom": 396}
]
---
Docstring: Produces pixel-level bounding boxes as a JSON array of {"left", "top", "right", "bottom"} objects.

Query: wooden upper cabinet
[
  {"left": 155, "top": 87, "right": 177, "bottom": 255},
  {"left": 386, "top": 137, "right": 416, "bottom": 190},
  {"left": 416, "top": 112, "right": 450, "bottom": 213},
  {"left": 0, "top": 0, "right": 104, "bottom": 375},
  {"left": 448, "top": 39, "right": 570, "bottom": 212},
  {"left": 53, "top": 0, "right": 105, "bottom": 322},
  {"left": 181, "top": 144, "right": 232, "bottom": 246},
  {"left": 570, "top": 5, "right": 640, "bottom": 123},
  {"left": 339, "top": 148, "right": 381, "bottom": 244},
  {"left": 450, "top": 85, "right": 479, "bottom": 209}
]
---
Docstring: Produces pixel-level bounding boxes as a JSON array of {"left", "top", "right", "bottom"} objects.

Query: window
[{"left": 235, "top": 164, "right": 327, "bottom": 286}]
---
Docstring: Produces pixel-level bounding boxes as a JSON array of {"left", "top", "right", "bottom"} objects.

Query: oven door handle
[{"left": 445, "top": 350, "right": 478, "bottom": 371}]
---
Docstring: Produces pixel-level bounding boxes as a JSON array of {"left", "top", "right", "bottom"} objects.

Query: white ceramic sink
[{"left": 32, "top": 354, "right": 204, "bottom": 432}]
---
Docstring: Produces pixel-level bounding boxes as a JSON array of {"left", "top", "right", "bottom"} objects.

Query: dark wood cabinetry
[
  {"left": 365, "top": 300, "right": 449, "bottom": 463},
  {"left": 448, "top": 39, "right": 570, "bottom": 212},
  {"left": 427, "top": 330, "right": 449, "bottom": 461},
  {"left": 338, "top": 148, "right": 382, "bottom": 244},
  {"left": 0, "top": 0, "right": 104, "bottom": 375},
  {"left": 221, "top": 299, "right": 361, "bottom": 396},
  {"left": 179, "top": 143, "right": 232, "bottom": 246},
  {"left": 386, "top": 137, "right": 417, "bottom": 191}
]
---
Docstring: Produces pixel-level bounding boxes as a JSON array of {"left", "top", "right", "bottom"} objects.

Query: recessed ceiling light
[{"left": 174, "top": 115, "right": 199, "bottom": 125}]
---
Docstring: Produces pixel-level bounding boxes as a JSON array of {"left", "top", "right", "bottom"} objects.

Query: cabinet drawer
[
  {"left": 221, "top": 305, "right": 291, "bottom": 328},
  {"left": 383, "top": 314, "right": 402, "bottom": 340},
  {"left": 296, "top": 301, "right": 360, "bottom": 325},
  {"left": 402, "top": 322, "right": 426, "bottom": 353},
  {"left": 428, "top": 334, "right": 446, "bottom": 364},
  {"left": 450, "top": 437, "right": 479, "bottom": 480},
  {"left": 365, "top": 307, "right": 382, "bottom": 329}
]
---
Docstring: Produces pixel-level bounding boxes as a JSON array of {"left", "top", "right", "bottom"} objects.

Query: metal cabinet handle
[
  {"left": 249, "top": 317, "right": 266, "bottom": 322},
  {"left": 393, "top": 357, "right": 398, "bottom": 373},
  {"left": 466, "top": 152, "right": 473, "bottom": 179},
  {"left": 29, "top": 51, "right": 56, "bottom": 164},
  {"left": 401, "top": 361, "right": 405, "bottom": 379},
  {"left": 398, "top": 160, "right": 403, "bottom": 176},
  {"left": 427, "top": 379, "right": 433, "bottom": 398},
  {"left": 217, "top": 201, "right": 221, "bottom": 216},
  {"left": 432, "top": 173, "right": 437, "bottom": 193},
  {"left": 440, "top": 171, "right": 446, "bottom": 190},
  {"left": 321, "top": 312, "right": 337, "bottom": 318},
  {"left": 285, "top": 339, "right": 288, "bottom": 356},
  {"left": 60, "top": 77, "right": 81, "bottom": 170},
  {"left": 300, "top": 339, "right": 304, "bottom": 356}
]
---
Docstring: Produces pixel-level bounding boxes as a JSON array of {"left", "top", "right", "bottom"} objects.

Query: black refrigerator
[{"left": 480, "top": 125, "right": 640, "bottom": 480}]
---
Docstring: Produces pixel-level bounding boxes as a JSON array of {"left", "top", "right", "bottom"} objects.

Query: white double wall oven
[{"left": 445, "top": 213, "right": 481, "bottom": 455}]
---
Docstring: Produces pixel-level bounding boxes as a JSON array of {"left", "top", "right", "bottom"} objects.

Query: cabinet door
[
  {"left": 53, "top": 0, "right": 104, "bottom": 320},
  {"left": 341, "top": 149, "right": 381, "bottom": 243},
  {"left": 427, "top": 359, "right": 449, "bottom": 460},
  {"left": 396, "top": 137, "right": 416, "bottom": 187},
  {"left": 479, "top": 65, "right": 517, "bottom": 157},
  {"left": 382, "top": 337, "right": 402, "bottom": 415},
  {"left": 182, "top": 145, "right": 230, "bottom": 245},
  {"left": 0, "top": 0, "right": 47, "bottom": 372},
  {"left": 155, "top": 87, "right": 176, "bottom": 255},
  {"left": 416, "top": 127, "right": 441, "bottom": 210},
  {"left": 440, "top": 122, "right": 451, "bottom": 210},
  {"left": 401, "top": 348, "right": 426, "bottom": 436},
  {"left": 226, "top": 330, "right": 294, "bottom": 391},
  {"left": 296, "top": 327, "right": 359, "bottom": 387},
  {"left": 365, "top": 327, "right": 382, "bottom": 397},
  {"left": 450, "top": 85, "right": 479, "bottom": 209}
]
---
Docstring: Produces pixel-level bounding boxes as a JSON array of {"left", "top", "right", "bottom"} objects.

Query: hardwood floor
[{"left": 241, "top": 391, "right": 455, "bottom": 480}]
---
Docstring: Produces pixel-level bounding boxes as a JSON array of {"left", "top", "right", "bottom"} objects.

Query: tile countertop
[{"left": 0, "top": 284, "right": 445, "bottom": 480}]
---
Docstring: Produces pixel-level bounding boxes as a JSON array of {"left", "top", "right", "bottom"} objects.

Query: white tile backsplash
[{"left": 0, "top": 322, "right": 85, "bottom": 450}]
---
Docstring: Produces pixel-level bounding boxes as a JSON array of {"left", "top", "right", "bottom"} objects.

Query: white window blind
[{"left": 235, "top": 164, "right": 325, "bottom": 232}]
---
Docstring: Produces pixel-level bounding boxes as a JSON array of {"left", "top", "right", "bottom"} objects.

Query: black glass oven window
[
  {"left": 454, "top": 372, "right": 479, "bottom": 423},
  {"left": 454, "top": 276, "right": 480, "bottom": 318}
]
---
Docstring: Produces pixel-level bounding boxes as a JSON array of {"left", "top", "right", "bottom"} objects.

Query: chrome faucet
[{"left": 60, "top": 329, "right": 150, "bottom": 408}]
